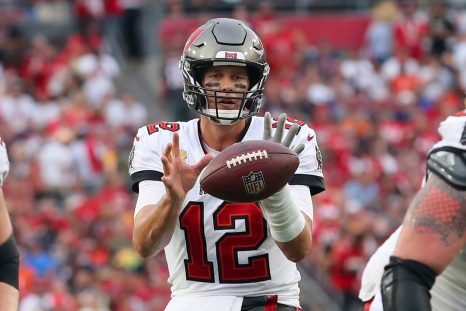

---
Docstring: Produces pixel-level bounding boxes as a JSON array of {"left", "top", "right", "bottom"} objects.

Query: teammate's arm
[
  {"left": 0, "top": 139, "right": 19, "bottom": 311},
  {"left": 261, "top": 113, "right": 313, "bottom": 262},
  {"left": 381, "top": 172, "right": 466, "bottom": 311},
  {"left": 132, "top": 133, "right": 212, "bottom": 258}
]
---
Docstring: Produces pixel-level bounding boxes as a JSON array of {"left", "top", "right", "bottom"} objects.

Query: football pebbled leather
[{"left": 200, "top": 140, "right": 299, "bottom": 202}]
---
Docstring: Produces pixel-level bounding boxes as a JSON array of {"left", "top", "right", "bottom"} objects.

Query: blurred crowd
[
  {"left": 1, "top": 1, "right": 167, "bottom": 310},
  {"left": 1, "top": 0, "right": 466, "bottom": 310}
]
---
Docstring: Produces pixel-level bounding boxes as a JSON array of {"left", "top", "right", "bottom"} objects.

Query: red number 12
[{"left": 179, "top": 202, "right": 271, "bottom": 283}]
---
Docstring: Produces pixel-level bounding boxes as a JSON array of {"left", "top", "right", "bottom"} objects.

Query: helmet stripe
[{"left": 183, "top": 27, "right": 205, "bottom": 52}]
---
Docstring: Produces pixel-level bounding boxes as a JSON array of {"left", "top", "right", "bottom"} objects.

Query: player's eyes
[
  {"left": 207, "top": 73, "right": 220, "bottom": 79},
  {"left": 234, "top": 74, "right": 247, "bottom": 81}
]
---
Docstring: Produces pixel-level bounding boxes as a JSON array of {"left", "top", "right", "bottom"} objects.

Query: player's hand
[
  {"left": 0, "top": 137, "right": 10, "bottom": 187},
  {"left": 263, "top": 112, "right": 304, "bottom": 155},
  {"left": 161, "top": 133, "right": 212, "bottom": 204}
]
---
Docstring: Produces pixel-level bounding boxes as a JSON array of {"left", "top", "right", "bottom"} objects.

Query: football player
[
  {"left": 359, "top": 109, "right": 466, "bottom": 311},
  {"left": 129, "top": 18, "right": 325, "bottom": 310},
  {"left": 0, "top": 137, "right": 20, "bottom": 311}
]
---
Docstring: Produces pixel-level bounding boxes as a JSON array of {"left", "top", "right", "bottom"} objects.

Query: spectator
[
  {"left": 364, "top": 0, "right": 397, "bottom": 64},
  {"left": 393, "top": 0, "right": 429, "bottom": 60},
  {"left": 428, "top": 0, "right": 456, "bottom": 58},
  {"left": 121, "top": 0, "right": 144, "bottom": 61}
]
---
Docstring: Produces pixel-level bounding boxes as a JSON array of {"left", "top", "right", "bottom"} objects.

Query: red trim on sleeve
[
  {"left": 363, "top": 297, "right": 374, "bottom": 311},
  {"left": 264, "top": 295, "right": 278, "bottom": 311}
]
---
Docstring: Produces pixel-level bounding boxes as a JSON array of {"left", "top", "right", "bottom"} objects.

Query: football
[{"left": 200, "top": 140, "right": 299, "bottom": 202}]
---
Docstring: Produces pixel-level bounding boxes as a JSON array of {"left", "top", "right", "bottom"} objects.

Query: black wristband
[
  {"left": 0, "top": 234, "right": 20, "bottom": 289},
  {"left": 381, "top": 256, "right": 437, "bottom": 311}
]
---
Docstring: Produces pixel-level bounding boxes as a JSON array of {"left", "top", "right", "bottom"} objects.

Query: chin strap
[{"left": 203, "top": 109, "right": 243, "bottom": 125}]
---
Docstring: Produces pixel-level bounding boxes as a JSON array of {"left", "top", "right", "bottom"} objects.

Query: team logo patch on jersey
[
  {"left": 242, "top": 171, "right": 266, "bottom": 194},
  {"left": 180, "top": 150, "right": 188, "bottom": 162}
]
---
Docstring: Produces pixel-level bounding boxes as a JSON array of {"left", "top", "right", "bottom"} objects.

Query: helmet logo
[
  {"left": 215, "top": 51, "right": 245, "bottom": 60},
  {"left": 225, "top": 52, "right": 237, "bottom": 59}
]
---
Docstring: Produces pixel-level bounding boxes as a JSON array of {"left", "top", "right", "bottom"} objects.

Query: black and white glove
[
  {"left": 0, "top": 138, "right": 10, "bottom": 187},
  {"left": 261, "top": 112, "right": 306, "bottom": 242},
  {"left": 263, "top": 112, "right": 304, "bottom": 155}
]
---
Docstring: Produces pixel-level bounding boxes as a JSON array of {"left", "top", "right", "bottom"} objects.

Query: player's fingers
[
  {"left": 161, "top": 155, "right": 171, "bottom": 174},
  {"left": 194, "top": 153, "right": 213, "bottom": 174},
  {"left": 163, "top": 143, "right": 173, "bottom": 162},
  {"left": 273, "top": 113, "right": 286, "bottom": 143},
  {"left": 283, "top": 123, "right": 299, "bottom": 147},
  {"left": 172, "top": 133, "right": 180, "bottom": 158},
  {"left": 263, "top": 112, "right": 272, "bottom": 140},
  {"left": 293, "top": 143, "right": 305, "bottom": 155}
]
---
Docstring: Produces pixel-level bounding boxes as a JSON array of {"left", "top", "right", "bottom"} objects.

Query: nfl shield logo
[{"left": 242, "top": 171, "right": 266, "bottom": 194}]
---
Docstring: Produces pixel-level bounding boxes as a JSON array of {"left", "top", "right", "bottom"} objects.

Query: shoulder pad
[{"left": 427, "top": 147, "right": 466, "bottom": 190}]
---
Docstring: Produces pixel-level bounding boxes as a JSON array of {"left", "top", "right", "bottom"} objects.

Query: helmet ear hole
[
  {"left": 244, "top": 98, "right": 254, "bottom": 110},
  {"left": 246, "top": 66, "right": 261, "bottom": 89},
  {"left": 194, "top": 65, "right": 209, "bottom": 86}
]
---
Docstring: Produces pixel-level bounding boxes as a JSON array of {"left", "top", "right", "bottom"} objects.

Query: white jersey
[
  {"left": 129, "top": 116, "right": 325, "bottom": 306},
  {"left": 359, "top": 110, "right": 466, "bottom": 311}
]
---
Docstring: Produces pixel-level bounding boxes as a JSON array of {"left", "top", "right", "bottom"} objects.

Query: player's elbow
[
  {"left": 288, "top": 241, "right": 312, "bottom": 262},
  {"left": 132, "top": 234, "right": 157, "bottom": 259},
  {"left": 133, "top": 242, "right": 150, "bottom": 259},
  {"left": 279, "top": 233, "right": 312, "bottom": 262},
  {"left": 133, "top": 241, "right": 156, "bottom": 259},
  {"left": 286, "top": 251, "right": 307, "bottom": 263}
]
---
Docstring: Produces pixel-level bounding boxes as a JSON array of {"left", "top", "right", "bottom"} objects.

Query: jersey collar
[{"left": 196, "top": 117, "right": 253, "bottom": 155}]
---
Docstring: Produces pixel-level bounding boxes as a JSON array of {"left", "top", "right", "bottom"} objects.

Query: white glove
[
  {"left": 0, "top": 138, "right": 10, "bottom": 187},
  {"left": 261, "top": 112, "right": 306, "bottom": 242},
  {"left": 263, "top": 112, "right": 304, "bottom": 155}
]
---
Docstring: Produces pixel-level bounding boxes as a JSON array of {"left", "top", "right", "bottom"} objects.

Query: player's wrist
[{"left": 260, "top": 184, "right": 306, "bottom": 242}]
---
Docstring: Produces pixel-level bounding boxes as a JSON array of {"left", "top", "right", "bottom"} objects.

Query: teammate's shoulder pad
[{"left": 427, "top": 147, "right": 466, "bottom": 190}]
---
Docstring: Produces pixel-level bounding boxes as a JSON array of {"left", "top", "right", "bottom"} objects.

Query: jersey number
[
  {"left": 179, "top": 202, "right": 271, "bottom": 283},
  {"left": 146, "top": 121, "right": 180, "bottom": 134}
]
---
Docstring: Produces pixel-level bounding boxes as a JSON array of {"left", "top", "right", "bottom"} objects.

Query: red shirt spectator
[{"left": 393, "top": 1, "right": 429, "bottom": 60}]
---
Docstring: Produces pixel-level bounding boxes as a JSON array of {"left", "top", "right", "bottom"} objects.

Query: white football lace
[{"left": 226, "top": 150, "right": 268, "bottom": 168}]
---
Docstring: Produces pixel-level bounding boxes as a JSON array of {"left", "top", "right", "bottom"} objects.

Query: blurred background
[{"left": 0, "top": 0, "right": 465, "bottom": 310}]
